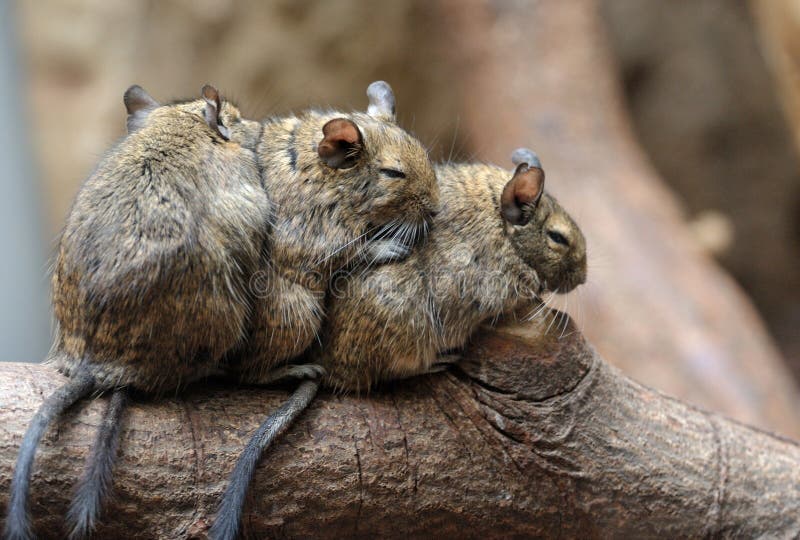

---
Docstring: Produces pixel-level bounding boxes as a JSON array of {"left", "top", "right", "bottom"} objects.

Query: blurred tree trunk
[
  {"left": 601, "top": 0, "right": 800, "bottom": 373},
  {"left": 437, "top": 0, "right": 800, "bottom": 438},
  {"left": 752, "top": 0, "right": 800, "bottom": 157},
  {"left": 0, "top": 316, "right": 798, "bottom": 538}
]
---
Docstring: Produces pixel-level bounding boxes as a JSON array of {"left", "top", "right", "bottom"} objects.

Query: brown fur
[
  {"left": 50, "top": 89, "right": 270, "bottom": 394},
  {"left": 314, "top": 156, "right": 587, "bottom": 393},
  {"left": 229, "top": 88, "right": 439, "bottom": 382},
  {"left": 45, "top": 79, "right": 437, "bottom": 425}
]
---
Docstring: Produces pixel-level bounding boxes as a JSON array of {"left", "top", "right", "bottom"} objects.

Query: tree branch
[{"left": 1, "top": 315, "right": 798, "bottom": 539}]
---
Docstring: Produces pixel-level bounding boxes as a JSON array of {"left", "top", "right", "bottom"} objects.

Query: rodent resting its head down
[
  {"left": 228, "top": 81, "right": 441, "bottom": 380},
  {"left": 503, "top": 148, "right": 587, "bottom": 294},
  {"left": 312, "top": 147, "right": 587, "bottom": 393},
  {"left": 209, "top": 83, "right": 442, "bottom": 540}
]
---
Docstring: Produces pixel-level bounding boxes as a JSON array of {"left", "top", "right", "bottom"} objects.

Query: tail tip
[
  {"left": 3, "top": 511, "right": 34, "bottom": 540},
  {"left": 66, "top": 498, "right": 99, "bottom": 540},
  {"left": 208, "top": 511, "right": 241, "bottom": 540}
]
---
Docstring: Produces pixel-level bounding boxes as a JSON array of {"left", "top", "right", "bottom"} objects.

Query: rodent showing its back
[
  {"left": 317, "top": 148, "right": 587, "bottom": 393},
  {"left": 53, "top": 85, "right": 270, "bottom": 393},
  {"left": 5, "top": 85, "right": 270, "bottom": 540}
]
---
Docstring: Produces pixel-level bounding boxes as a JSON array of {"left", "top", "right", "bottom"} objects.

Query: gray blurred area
[{"left": 0, "top": 0, "right": 51, "bottom": 361}]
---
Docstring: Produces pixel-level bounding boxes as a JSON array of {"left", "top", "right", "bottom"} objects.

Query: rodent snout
[{"left": 565, "top": 262, "right": 588, "bottom": 292}]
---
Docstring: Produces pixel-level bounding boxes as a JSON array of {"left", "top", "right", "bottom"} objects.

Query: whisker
[
  {"left": 558, "top": 294, "right": 571, "bottom": 338},
  {"left": 447, "top": 116, "right": 461, "bottom": 164},
  {"left": 527, "top": 291, "right": 554, "bottom": 322},
  {"left": 543, "top": 289, "right": 561, "bottom": 335},
  {"left": 355, "top": 220, "right": 403, "bottom": 277},
  {"left": 314, "top": 223, "right": 379, "bottom": 267}
]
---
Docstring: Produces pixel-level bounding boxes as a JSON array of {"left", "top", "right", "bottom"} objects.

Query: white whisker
[
  {"left": 543, "top": 289, "right": 561, "bottom": 335},
  {"left": 559, "top": 293, "right": 571, "bottom": 338},
  {"left": 527, "top": 290, "right": 555, "bottom": 322},
  {"left": 314, "top": 223, "right": 380, "bottom": 267}
]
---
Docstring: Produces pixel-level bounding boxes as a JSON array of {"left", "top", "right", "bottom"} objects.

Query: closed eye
[
  {"left": 547, "top": 230, "right": 569, "bottom": 246},
  {"left": 380, "top": 168, "right": 406, "bottom": 179}
]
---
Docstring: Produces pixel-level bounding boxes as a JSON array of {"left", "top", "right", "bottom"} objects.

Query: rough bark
[
  {"left": 0, "top": 315, "right": 798, "bottom": 539},
  {"left": 438, "top": 0, "right": 800, "bottom": 437}
]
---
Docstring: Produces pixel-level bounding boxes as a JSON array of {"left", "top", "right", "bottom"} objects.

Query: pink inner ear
[
  {"left": 322, "top": 119, "right": 360, "bottom": 145},
  {"left": 515, "top": 168, "right": 545, "bottom": 205},
  {"left": 201, "top": 84, "right": 219, "bottom": 103}
]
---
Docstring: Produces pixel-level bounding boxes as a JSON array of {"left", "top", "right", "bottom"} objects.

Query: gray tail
[
  {"left": 4, "top": 369, "right": 95, "bottom": 540},
  {"left": 66, "top": 387, "right": 129, "bottom": 540},
  {"left": 209, "top": 379, "right": 320, "bottom": 540}
]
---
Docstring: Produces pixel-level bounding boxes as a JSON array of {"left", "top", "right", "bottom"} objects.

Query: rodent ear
[
  {"left": 123, "top": 85, "right": 159, "bottom": 133},
  {"left": 511, "top": 147, "right": 542, "bottom": 169},
  {"left": 501, "top": 163, "right": 546, "bottom": 225},
  {"left": 201, "top": 84, "right": 229, "bottom": 140},
  {"left": 366, "top": 81, "right": 396, "bottom": 122},
  {"left": 124, "top": 85, "right": 159, "bottom": 114},
  {"left": 318, "top": 118, "right": 364, "bottom": 169}
]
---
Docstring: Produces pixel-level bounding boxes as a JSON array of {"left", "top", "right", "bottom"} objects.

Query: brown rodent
[
  {"left": 211, "top": 149, "right": 586, "bottom": 539},
  {"left": 52, "top": 87, "right": 269, "bottom": 393},
  {"left": 211, "top": 81, "right": 440, "bottom": 540},
  {"left": 5, "top": 85, "right": 270, "bottom": 540},
  {"left": 227, "top": 81, "right": 439, "bottom": 382},
  {"left": 318, "top": 148, "right": 586, "bottom": 392}
]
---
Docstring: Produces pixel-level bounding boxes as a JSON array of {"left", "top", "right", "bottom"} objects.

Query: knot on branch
[{"left": 457, "top": 309, "right": 594, "bottom": 401}]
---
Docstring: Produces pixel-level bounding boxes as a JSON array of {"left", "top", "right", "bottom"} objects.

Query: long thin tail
[
  {"left": 209, "top": 379, "right": 320, "bottom": 540},
  {"left": 4, "top": 369, "right": 95, "bottom": 540},
  {"left": 66, "top": 387, "right": 128, "bottom": 540}
]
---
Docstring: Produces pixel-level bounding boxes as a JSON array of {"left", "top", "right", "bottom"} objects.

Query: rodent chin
[{"left": 546, "top": 271, "right": 585, "bottom": 294}]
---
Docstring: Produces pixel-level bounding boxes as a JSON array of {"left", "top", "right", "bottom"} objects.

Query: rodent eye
[
  {"left": 547, "top": 230, "right": 570, "bottom": 246},
  {"left": 380, "top": 168, "right": 406, "bottom": 179}
]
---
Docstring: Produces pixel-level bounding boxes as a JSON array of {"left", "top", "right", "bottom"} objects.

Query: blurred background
[{"left": 2, "top": 0, "right": 800, "bottom": 436}]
